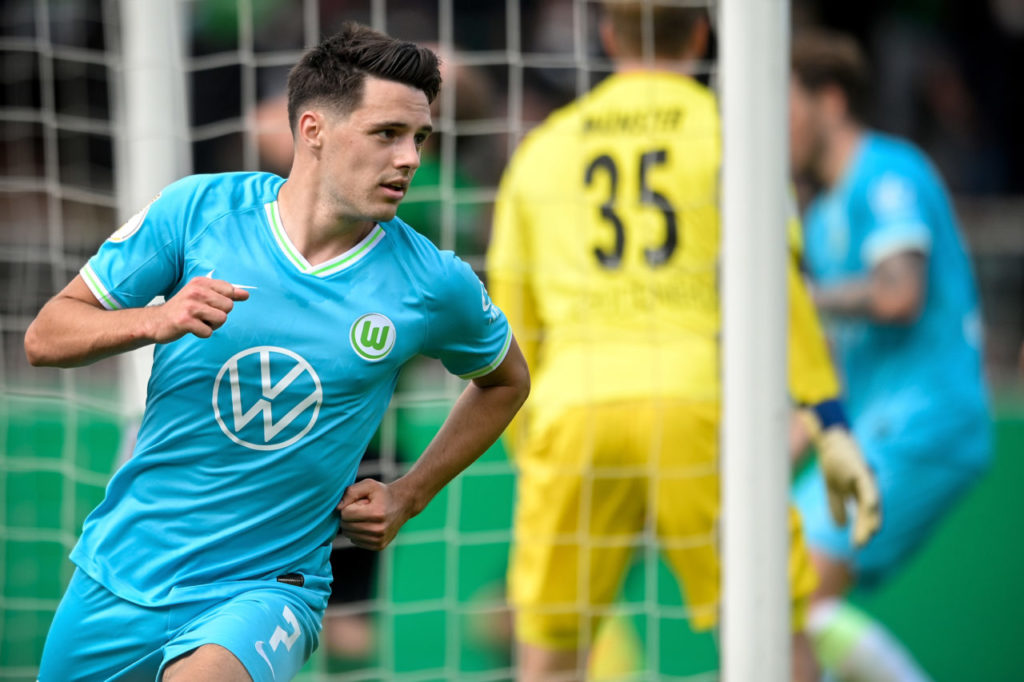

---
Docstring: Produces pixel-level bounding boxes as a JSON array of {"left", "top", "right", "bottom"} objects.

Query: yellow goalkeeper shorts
[{"left": 508, "top": 399, "right": 816, "bottom": 650}]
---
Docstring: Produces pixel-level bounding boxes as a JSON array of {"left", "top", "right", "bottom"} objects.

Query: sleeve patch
[
  {"left": 109, "top": 192, "right": 161, "bottom": 243},
  {"left": 868, "top": 173, "right": 916, "bottom": 219}
]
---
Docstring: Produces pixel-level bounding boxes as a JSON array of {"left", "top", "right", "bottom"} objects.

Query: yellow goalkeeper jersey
[{"left": 488, "top": 71, "right": 837, "bottom": 431}]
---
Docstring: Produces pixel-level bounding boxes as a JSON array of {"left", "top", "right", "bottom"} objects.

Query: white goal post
[
  {"left": 115, "top": 0, "right": 191, "bottom": 441},
  {"left": 720, "top": 0, "right": 792, "bottom": 680}
]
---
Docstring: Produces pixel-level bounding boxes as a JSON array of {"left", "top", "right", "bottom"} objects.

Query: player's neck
[
  {"left": 615, "top": 59, "right": 696, "bottom": 77},
  {"left": 276, "top": 179, "right": 375, "bottom": 266},
  {"left": 821, "top": 122, "right": 863, "bottom": 189}
]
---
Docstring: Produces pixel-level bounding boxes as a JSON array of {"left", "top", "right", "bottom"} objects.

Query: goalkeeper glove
[{"left": 800, "top": 400, "right": 882, "bottom": 548}]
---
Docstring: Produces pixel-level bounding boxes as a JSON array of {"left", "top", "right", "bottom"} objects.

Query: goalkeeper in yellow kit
[{"left": 486, "top": 4, "right": 880, "bottom": 681}]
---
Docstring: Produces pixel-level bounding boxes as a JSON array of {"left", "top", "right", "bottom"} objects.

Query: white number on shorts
[{"left": 268, "top": 605, "right": 301, "bottom": 652}]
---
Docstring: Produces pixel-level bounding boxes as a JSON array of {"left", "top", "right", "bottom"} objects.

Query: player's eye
[
  {"left": 376, "top": 129, "right": 397, "bottom": 141},
  {"left": 414, "top": 133, "right": 430, "bottom": 148}
]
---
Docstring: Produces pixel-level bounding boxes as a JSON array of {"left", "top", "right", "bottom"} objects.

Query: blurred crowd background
[{"left": 2, "top": 0, "right": 1022, "bottom": 384}]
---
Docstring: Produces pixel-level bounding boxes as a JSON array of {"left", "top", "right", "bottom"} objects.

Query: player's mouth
[{"left": 379, "top": 181, "right": 408, "bottom": 199}]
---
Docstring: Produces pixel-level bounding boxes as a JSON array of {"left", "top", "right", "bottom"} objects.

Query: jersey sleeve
[
  {"left": 787, "top": 211, "right": 842, "bottom": 405},
  {"left": 80, "top": 177, "right": 196, "bottom": 309},
  {"left": 422, "top": 253, "right": 513, "bottom": 380},
  {"left": 860, "top": 171, "right": 932, "bottom": 267},
  {"left": 486, "top": 158, "right": 541, "bottom": 379},
  {"left": 485, "top": 158, "right": 540, "bottom": 452}
]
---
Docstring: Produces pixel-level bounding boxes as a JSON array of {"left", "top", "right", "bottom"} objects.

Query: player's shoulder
[
  {"left": 583, "top": 71, "right": 716, "bottom": 106},
  {"left": 859, "top": 132, "right": 938, "bottom": 186},
  {"left": 588, "top": 72, "right": 718, "bottom": 123},
  {"left": 519, "top": 72, "right": 715, "bottom": 137},
  {"left": 383, "top": 218, "right": 483, "bottom": 311},
  {"left": 506, "top": 98, "right": 583, "bottom": 174},
  {"left": 381, "top": 217, "right": 466, "bottom": 281},
  {"left": 853, "top": 132, "right": 945, "bottom": 214},
  {"left": 158, "top": 172, "right": 283, "bottom": 225},
  {"left": 508, "top": 74, "right": 707, "bottom": 167},
  {"left": 174, "top": 171, "right": 283, "bottom": 208},
  {"left": 642, "top": 71, "right": 716, "bottom": 108}
]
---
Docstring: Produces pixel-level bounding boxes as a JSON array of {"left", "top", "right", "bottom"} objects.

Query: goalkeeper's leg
[
  {"left": 657, "top": 402, "right": 821, "bottom": 682},
  {"left": 509, "top": 404, "right": 649, "bottom": 681}
]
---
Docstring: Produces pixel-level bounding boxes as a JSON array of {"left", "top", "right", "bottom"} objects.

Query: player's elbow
[
  {"left": 514, "top": 364, "right": 531, "bottom": 407},
  {"left": 24, "top": 315, "right": 78, "bottom": 367},
  {"left": 23, "top": 319, "right": 52, "bottom": 367},
  {"left": 502, "top": 354, "right": 531, "bottom": 408},
  {"left": 505, "top": 353, "right": 532, "bottom": 413},
  {"left": 498, "top": 336, "right": 532, "bottom": 405},
  {"left": 869, "top": 252, "right": 926, "bottom": 325},
  {"left": 871, "top": 288, "right": 923, "bottom": 325}
]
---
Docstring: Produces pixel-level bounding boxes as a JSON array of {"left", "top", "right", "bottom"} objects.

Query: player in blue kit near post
[
  {"left": 788, "top": 31, "right": 991, "bottom": 681},
  {"left": 25, "top": 22, "right": 529, "bottom": 682}
]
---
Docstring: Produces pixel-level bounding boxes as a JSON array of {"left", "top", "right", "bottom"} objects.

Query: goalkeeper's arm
[{"left": 797, "top": 399, "right": 882, "bottom": 548}]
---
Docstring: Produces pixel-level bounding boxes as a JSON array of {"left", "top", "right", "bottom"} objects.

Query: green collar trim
[{"left": 264, "top": 201, "right": 386, "bottom": 277}]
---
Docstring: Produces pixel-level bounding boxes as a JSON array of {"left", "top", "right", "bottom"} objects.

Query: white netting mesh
[
  {"left": 1, "top": 2, "right": 125, "bottom": 679},
  {"left": 1, "top": 1, "right": 724, "bottom": 680}
]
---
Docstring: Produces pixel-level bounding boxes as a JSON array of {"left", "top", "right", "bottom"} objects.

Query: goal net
[
  {"left": 1, "top": 1, "right": 126, "bottom": 678},
  {"left": 1, "top": 1, "right": 790, "bottom": 680}
]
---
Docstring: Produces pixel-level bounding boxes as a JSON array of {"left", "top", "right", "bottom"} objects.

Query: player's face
[
  {"left": 788, "top": 78, "right": 825, "bottom": 180},
  {"left": 321, "top": 76, "right": 433, "bottom": 224}
]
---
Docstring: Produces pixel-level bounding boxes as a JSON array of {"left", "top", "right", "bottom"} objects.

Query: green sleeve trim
[
  {"left": 80, "top": 264, "right": 122, "bottom": 310},
  {"left": 458, "top": 327, "right": 513, "bottom": 380}
]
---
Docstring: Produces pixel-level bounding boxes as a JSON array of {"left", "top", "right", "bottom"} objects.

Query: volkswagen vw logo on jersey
[
  {"left": 350, "top": 313, "right": 396, "bottom": 361},
  {"left": 212, "top": 346, "right": 323, "bottom": 451}
]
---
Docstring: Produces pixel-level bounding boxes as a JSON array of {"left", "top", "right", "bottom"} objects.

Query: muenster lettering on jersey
[{"left": 583, "top": 108, "right": 684, "bottom": 134}]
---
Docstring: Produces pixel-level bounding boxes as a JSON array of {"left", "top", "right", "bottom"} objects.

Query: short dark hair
[
  {"left": 791, "top": 30, "right": 870, "bottom": 123},
  {"left": 601, "top": 2, "right": 705, "bottom": 60},
  {"left": 286, "top": 22, "right": 442, "bottom": 132}
]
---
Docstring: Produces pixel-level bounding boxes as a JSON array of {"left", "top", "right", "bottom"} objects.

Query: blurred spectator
[{"left": 795, "top": 0, "right": 1024, "bottom": 194}]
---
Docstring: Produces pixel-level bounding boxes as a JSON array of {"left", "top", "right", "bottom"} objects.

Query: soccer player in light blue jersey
[
  {"left": 788, "top": 31, "right": 990, "bottom": 682},
  {"left": 25, "top": 22, "right": 529, "bottom": 682}
]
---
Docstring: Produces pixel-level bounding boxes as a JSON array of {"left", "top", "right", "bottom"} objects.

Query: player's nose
[{"left": 394, "top": 137, "right": 421, "bottom": 171}]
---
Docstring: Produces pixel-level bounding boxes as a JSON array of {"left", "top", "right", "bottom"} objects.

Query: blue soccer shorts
[
  {"left": 793, "top": 416, "right": 989, "bottom": 586},
  {"left": 38, "top": 569, "right": 322, "bottom": 681}
]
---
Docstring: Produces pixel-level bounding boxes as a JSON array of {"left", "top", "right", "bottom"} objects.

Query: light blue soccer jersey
[
  {"left": 803, "top": 132, "right": 989, "bottom": 465},
  {"left": 72, "top": 172, "right": 511, "bottom": 610}
]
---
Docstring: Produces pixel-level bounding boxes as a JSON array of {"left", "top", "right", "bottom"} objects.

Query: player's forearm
[
  {"left": 25, "top": 296, "right": 158, "bottom": 368},
  {"left": 391, "top": 372, "right": 529, "bottom": 517},
  {"left": 812, "top": 279, "right": 874, "bottom": 319},
  {"left": 815, "top": 279, "right": 924, "bottom": 325},
  {"left": 815, "top": 253, "right": 925, "bottom": 324}
]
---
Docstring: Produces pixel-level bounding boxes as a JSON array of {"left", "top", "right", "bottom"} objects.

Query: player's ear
[
  {"left": 599, "top": 16, "right": 618, "bottom": 58},
  {"left": 296, "top": 110, "right": 324, "bottom": 152},
  {"left": 686, "top": 13, "right": 710, "bottom": 60},
  {"left": 820, "top": 83, "right": 849, "bottom": 125}
]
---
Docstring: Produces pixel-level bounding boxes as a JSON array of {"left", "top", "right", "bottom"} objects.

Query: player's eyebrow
[{"left": 374, "top": 121, "right": 434, "bottom": 135}]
